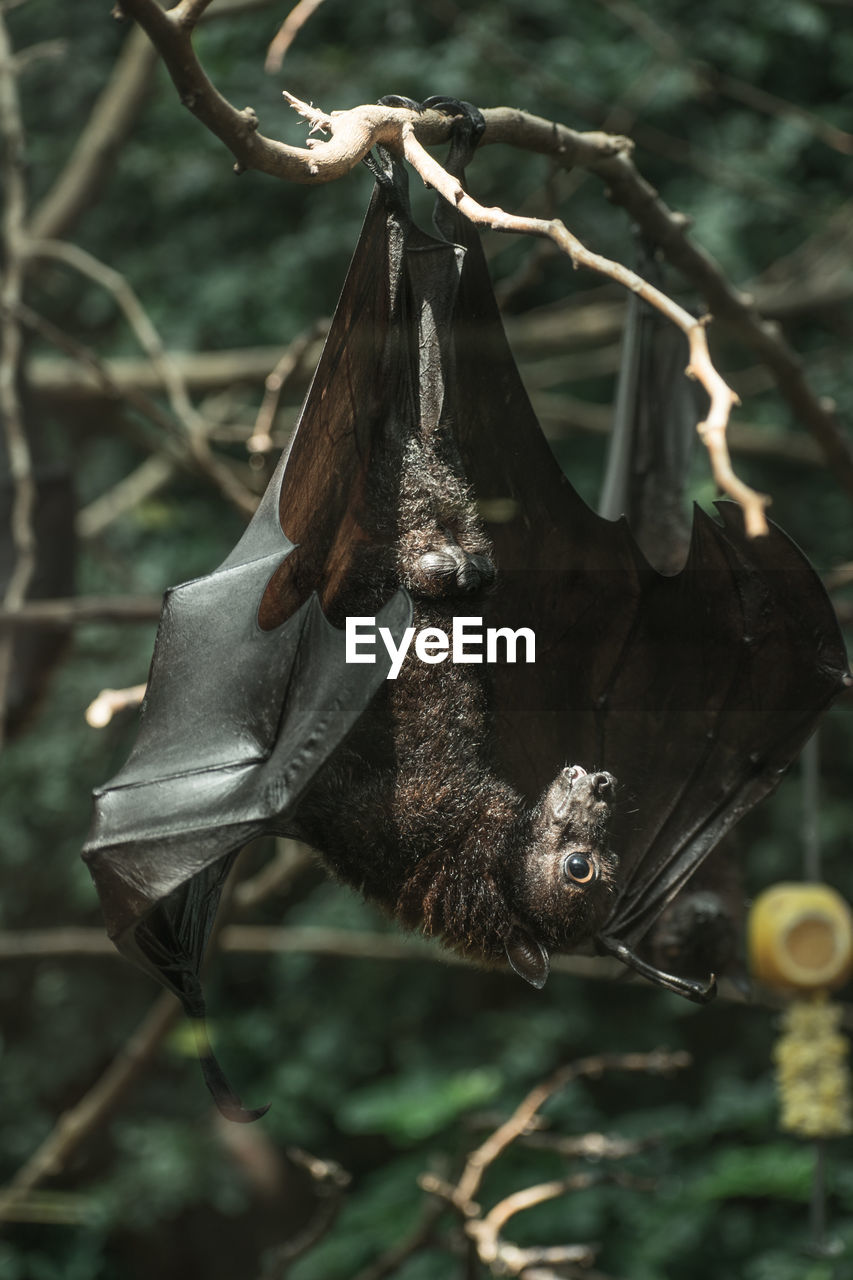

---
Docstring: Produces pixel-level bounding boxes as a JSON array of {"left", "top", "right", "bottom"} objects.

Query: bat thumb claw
[
  {"left": 598, "top": 935, "right": 718, "bottom": 1004},
  {"left": 192, "top": 1018, "right": 271, "bottom": 1123}
]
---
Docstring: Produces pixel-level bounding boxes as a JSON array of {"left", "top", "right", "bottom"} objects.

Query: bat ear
[{"left": 505, "top": 926, "right": 551, "bottom": 989}]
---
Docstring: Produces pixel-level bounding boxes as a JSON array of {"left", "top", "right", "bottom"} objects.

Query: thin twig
[
  {"left": 27, "top": 237, "right": 206, "bottom": 435},
  {"left": 0, "top": 9, "right": 36, "bottom": 747},
  {"left": 0, "top": 993, "right": 181, "bottom": 1221},
  {"left": 9, "top": 299, "right": 258, "bottom": 516},
  {"left": 0, "top": 594, "right": 162, "bottom": 628},
  {"left": 76, "top": 455, "right": 177, "bottom": 539},
  {"left": 418, "top": 1050, "right": 690, "bottom": 1278},
  {"left": 85, "top": 683, "right": 147, "bottom": 727},
  {"left": 351, "top": 1195, "right": 447, "bottom": 1280},
  {"left": 29, "top": 26, "right": 159, "bottom": 241},
  {"left": 455, "top": 1049, "right": 690, "bottom": 1206},
  {"left": 468, "top": 1174, "right": 597, "bottom": 1274},
  {"left": 264, "top": 0, "right": 329, "bottom": 73},
  {"left": 0, "top": 925, "right": 620, "bottom": 982},
  {"left": 247, "top": 321, "right": 325, "bottom": 453}
]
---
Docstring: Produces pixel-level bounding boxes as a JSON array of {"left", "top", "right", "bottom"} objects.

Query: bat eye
[{"left": 563, "top": 852, "right": 595, "bottom": 885}]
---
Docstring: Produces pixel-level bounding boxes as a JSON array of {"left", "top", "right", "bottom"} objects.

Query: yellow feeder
[
  {"left": 748, "top": 882, "right": 853, "bottom": 993},
  {"left": 748, "top": 883, "right": 853, "bottom": 1140}
]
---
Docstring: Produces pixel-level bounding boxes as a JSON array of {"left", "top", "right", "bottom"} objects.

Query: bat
[{"left": 83, "top": 106, "right": 850, "bottom": 1120}]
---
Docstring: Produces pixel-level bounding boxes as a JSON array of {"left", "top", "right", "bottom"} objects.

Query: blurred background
[{"left": 1, "top": 1, "right": 852, "bottom": 1277}]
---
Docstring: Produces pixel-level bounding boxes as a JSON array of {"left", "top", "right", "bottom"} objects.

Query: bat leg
[{"left": 597, "top": 933, "right": 717, "bottom": 1004}]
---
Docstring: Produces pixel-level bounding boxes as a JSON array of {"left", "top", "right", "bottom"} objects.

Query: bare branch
[
  {"left": 0, "top": 9, "right": 36, "bottom": 746},
  {"left": 76, "top": 455, "right": 177, "bottom": 539},
  {"left": 79, "top": 4, "right": 853, "bottom": 502},
  {"left": 265, "top": 0, "right": 329, "bottom": 73},
  {"left": 246, "top": 321, "right": 325, "bottom": 454},
  {"left": 111, "top": 3, "right": 630, "bottom": 182},
  {"left": 0, "top": 595, "right": 161, "bottom": 629},
  {"left": 415, "top": 1050, "right": 691, "bottom": 1278},
  {"left": 455, "top": 1049, "right": 691, "bottom": 1206},
  {"left": 29, "top": 26, "right": 158, "bottom": 241},
  {"left": 10, "top": 298, "right": 259, "bottom": 516},
  {"left": 27, "top": 237, "right": 206, "bottom": 434},
  {"left": 0, "top": 924, "right": 621, "bottom": 985},
  {"left": 468, "top": 1175, "right": 597, "bottom": 1275},
  {"left": 85, "top": 682, "right": 147, "bottom": 727},
  {"left": 0, "top": 993, "right": 180, "bottom": 1221},
  {"left": 386, "top": 119, "right": 766, "bottom": 534}
]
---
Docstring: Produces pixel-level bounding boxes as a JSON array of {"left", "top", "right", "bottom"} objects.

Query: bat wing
[
  {"left": 83, "top": 179, "right": 418, "bottom": 1104},
  {"left": 447, "top": 212, "right": 849, "bottom": 963}
]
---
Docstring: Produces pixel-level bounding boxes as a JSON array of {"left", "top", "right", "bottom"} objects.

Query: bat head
[{"left": 505, "top": 765, "right": 618, "bottom": 988}]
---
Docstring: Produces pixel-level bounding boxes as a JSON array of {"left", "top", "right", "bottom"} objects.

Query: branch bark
[
  {"left": 418, "top": 1049, "right": 691, "bottom": 1278},
  {"left": 0, "top": 8, "right": 36, "bottom": 747}
]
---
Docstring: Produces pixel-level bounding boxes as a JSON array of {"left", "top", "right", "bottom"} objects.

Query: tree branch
[
  {"left": 29, "top": 25, "right": 159, "bottom": 241},
  {"left": 264, "top": 0, "right": 329, "bottom": 73},
  {"left": 454, "top": 1049, "right": 690, "bottom": 1207},
  {"left": 9, "top": 299, "right": 258, "bottom": 516},
  {"left": 0, "top": 594, "right": 162, "bottom": 628},
  {"left": 115, "top": 0, "right": 630, "bottom": 180},
  {"left": 0, "top": 8, "right": 36, "bottom": 747},
  {"left": 27, "top": 237, "right": 207, "bottom": 434},
  {"left": 399, "top": 118, "right": 765, "bottom": 532},
  {"left": 0, "top": 993, "right": 180, "bottom": 1221},
  {"left": 71, "top": 6, "right": 853, "bottom": 516},
  {"left": 418, "top": 1049, "right": 691, "bottom": 1279}
]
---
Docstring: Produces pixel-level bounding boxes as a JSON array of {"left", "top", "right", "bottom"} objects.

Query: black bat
[{"left": 83, "top": 108, "right": 849, "bottom": 1120}]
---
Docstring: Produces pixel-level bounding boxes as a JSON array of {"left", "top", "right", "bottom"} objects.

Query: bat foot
[
  {"left": 410, "top": 545, "right": 495, "bottom": 597},
  {"left": 597, "top": 934, "right": 718, "bottom": 1004}
]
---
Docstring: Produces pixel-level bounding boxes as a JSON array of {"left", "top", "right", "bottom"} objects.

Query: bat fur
[{"left": 294, "top": 407, "right": 618, "bottom": 984}]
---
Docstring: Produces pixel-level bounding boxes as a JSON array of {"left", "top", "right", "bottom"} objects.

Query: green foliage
[
  {"left": 338, "top": 1066, "right": 504, "bottom": 1143},
  {"left": 2, "top": 1, "right": 852, "bottom": 1278}
]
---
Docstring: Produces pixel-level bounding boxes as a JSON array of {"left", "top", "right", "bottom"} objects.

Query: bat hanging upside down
[
  {"left": 83, "top": 105, "right": 849, "bottom": 1120},
  {"left": 292, "top": 334, "right": 619, "bottom": 992}
]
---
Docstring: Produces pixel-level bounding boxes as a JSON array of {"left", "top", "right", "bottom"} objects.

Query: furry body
[{"left": 295, "top": 417, "right": 618, "bottom": 977}]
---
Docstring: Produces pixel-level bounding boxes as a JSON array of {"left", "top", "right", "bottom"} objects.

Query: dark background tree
[{"left": 1, "top": 2, "right": 852, "bottom": 1278}]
